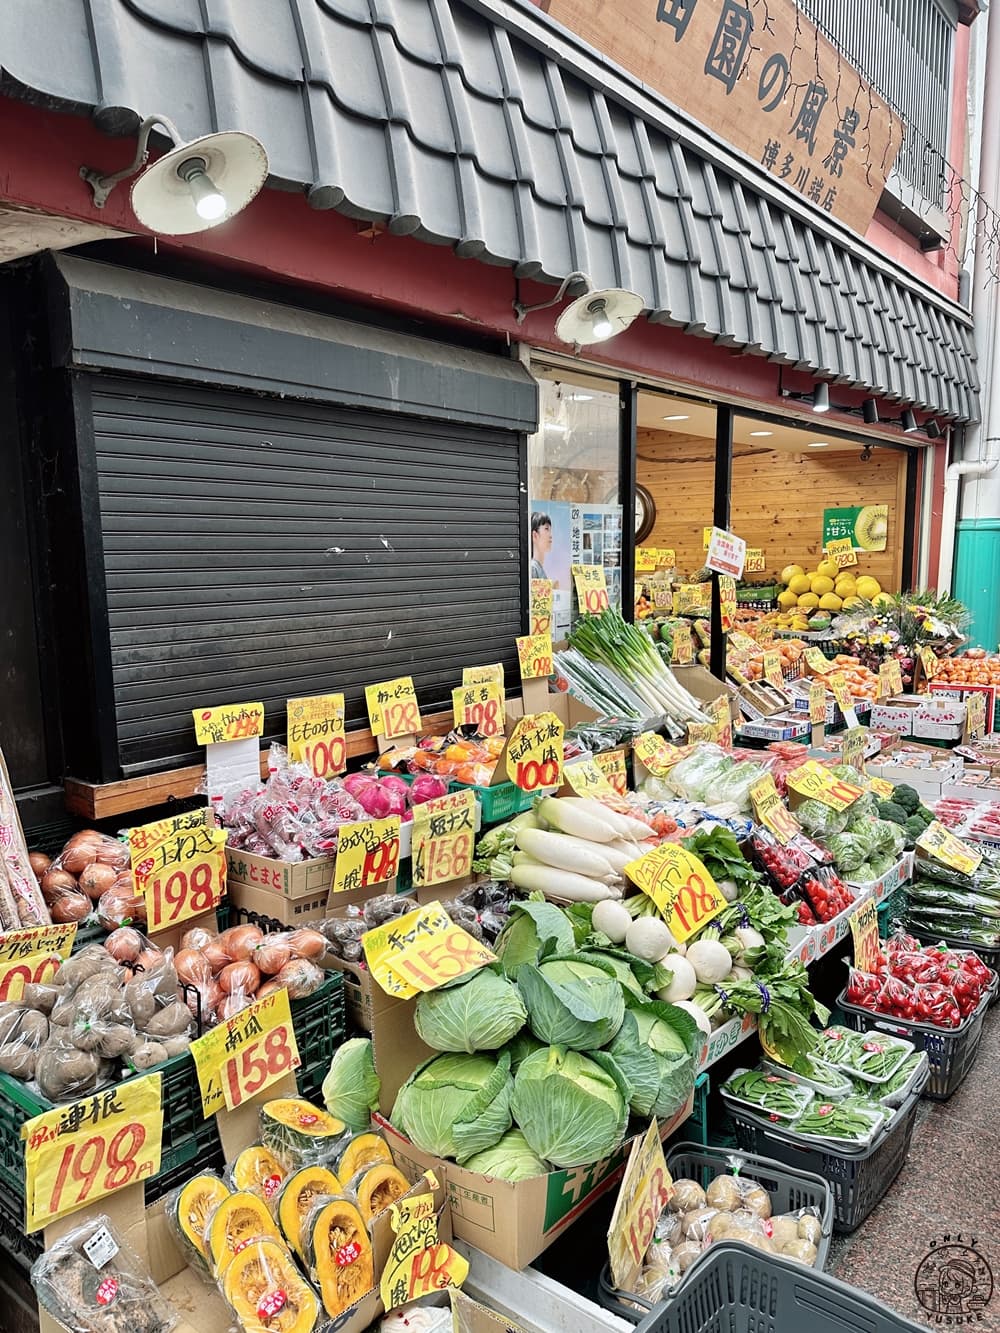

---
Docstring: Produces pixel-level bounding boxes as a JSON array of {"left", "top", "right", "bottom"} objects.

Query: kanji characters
[
  {"left": 791, "top": 81, "right": 829, "bottom": 155},
  {"left": 656, "top": 0, "right": 698, "bottom": 40},
  {"left": 704, "top": 0, "right": 754, "bottom": 95},
  {"left": 822, "top": 107, "right": 860, "bottom": 177}
]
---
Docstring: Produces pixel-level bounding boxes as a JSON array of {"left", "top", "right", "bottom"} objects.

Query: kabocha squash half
[
  {"left": 209, "top": 1191, "right": 283, "bottom": 1276},
  {"left": 171, "top": 1173, "right": 231, "bottom": 1269},
  {"left": 231, "top": 1144, "right": 287, "bottom": 1205},
  {"left": 309, "top": 1197, "right": 375, "bottom": 1318},
  {"left": 356, "top": 1163, "right": 411, "bottom": 1223},
  {"left": 222, "top": 1236, "right": 320, "bottom": 1333},
  {"left": 261, "top": 1097, "right": 347, "bottom": 1167},
  {"left": 277, "top": 1166, "right": 342, "bottom": 1260},
  {"left": 338, "top": 1131, "right": 392, "bottom": 1181}
]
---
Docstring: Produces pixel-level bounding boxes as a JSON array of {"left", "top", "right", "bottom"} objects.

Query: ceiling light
[
  {"left": 749, "top": 430, "right": 773, "bottom": 437},
  {"left": 862, "top": 399, "right": 879, "bottom": 425},
  {"left": 812, "top": 383, "right": 831, "bottom": 413},
  {"left": 809, "top": 441, "right": 829, "bottom": 448},
  {"left": 901, "top": 409, "right": 918, "bottom": 433},
  {"left": 663, "top": 414, "right": 690, "bottom": 422},
  {"left": 81, "top": 113, "right": 268, "bottom": 235},
  {"left": 514, "top": 271, "right": 644, "bottom": 346}
]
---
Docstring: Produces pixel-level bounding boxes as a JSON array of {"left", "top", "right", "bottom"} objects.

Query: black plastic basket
[
  {"left": 598, "top": 1142, "right": 835, "bottom": 1323},
  {"left": 632, "top": 1241, "right": 927, "bottom": 1333},
  {"left": 836, "top": 982, "right": 990, "bottom": 1099},
  {"left": 726, "top": 1065, "right": 928, "bottom": 1232}
]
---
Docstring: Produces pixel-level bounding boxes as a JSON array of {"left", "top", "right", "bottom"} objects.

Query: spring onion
[{"left": 569, "top": 609, "right": 709, "bottom": 724}]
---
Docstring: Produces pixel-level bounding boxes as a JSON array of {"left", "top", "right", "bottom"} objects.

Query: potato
[
  {"left": 781, "top": 1238, "right": 818, "bottom": 1265},
  {"left": 0, "top": 1044, "right": 37, "bottom": 1079},
  {"left": 22, "top": 983, "right": 59, "bottom": 1014},
  {"left": 682, "top": 1208, "right": 718, "bottom": 1241},
  {"left": 742, "top": 1185, "right": 772, "bottom": 1220},
  {"left": 0, "top": 1007, "right": 28, "bottom": 1045},
  {"left": 769, "top": 1216, "right": 801, "bottom": 1248},
  {"left": 668, "top": 1179, "right": 706, "bottom": 1213},
  {"left": 706, "top": 1212, "right": 733, "bottom": 1240},
  {"left": 798, "top": 1214, "right": 823, "bottom": 1246},
  {"left": 128, "top": 1041, "right": 168, "bottom": 1071},
  {"left": 672, "top": 1241, "right": 702, "bottom": 1273},
  {"left": 742, "top": 1234, "right": 776, "bottom": 1254},
  {"left": 706, "top": 1175, "right": 743, "bottom": 1212},
  {"left": 125, "top": 986, "right": 156, "bottom": 1029},
  {"left": 36, "top": 1045, "right": 101, "bottom": 1100},
  {"left": 729, "top": 1209, "right": 760, "bottom": 1233},
  {"left": 144, "top": 1001, "right": 193, "bottom": 1038},
  {"left": 94, "top": 1023, "right": 138, "bottom": 1059},
  {"left": 161, "top": 1034, "right": 191, "bottom": 1058},
  {"left": 19, "top": 1010, "right": 49, "bottom": 1044}
]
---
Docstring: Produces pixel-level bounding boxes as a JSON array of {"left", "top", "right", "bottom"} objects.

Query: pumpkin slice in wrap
[
  {"left": 261, "top": 1098, "right": 347, "bottom": 1167},
  {"left": 222, "top": 1236, "right": 320, "bottom": 1333},
  {"left": 209, "top": 1191, "right": 283, "bottom": 1276},
  {"left": 171, "top": 1173, "right": 231, "bottom": 1269},
  {"left": 309, "top": 1196, "right": 375, "bottom": 1318},
  {"left": 276, "top": 1166, "right": 342, "bottom": 1260},
  {"left": 356, "top": 1163, "right": 411, "bottom": 1223},
  {"left": 338, "top": 1132, "right": 393, "bottom": 1181},
  {"left": 231, "top": 1144, "right": 287, "bottom": 1206}
]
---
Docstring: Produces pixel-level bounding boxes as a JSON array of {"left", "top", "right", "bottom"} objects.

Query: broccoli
[
  {"left": 877, "top": 800, "right": 908, "bottom": 826},
  {"left": 904, "top": 816, "right": 927, "bottom": 844},
  {"left": 915, "top": 805, "right": 935, "bottom": 828},
  {"left": 892, "top": 785, "right": 921, "bottom": 815}
]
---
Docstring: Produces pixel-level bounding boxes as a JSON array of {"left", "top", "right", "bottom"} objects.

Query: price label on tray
[
  {"left": 134, "top": 825, "right": 227, "bottom": 933},
  {"left": 192, "top": 701, "right": 264, "bottom": 745},
  {"left": 286, "top": 693, "right": 347, "bottom": 778},
  {"left": 825, "top": 537, "right": 858, "bottom": 569},
  {"left": 563, "top": 758, "right": 618, "bottom": 799},
  {"left": 803, "top": 647, "right": 833, "bottom": 675},
  {"left": 0, "top": 951, "right": 62, "bottom": 1002},
  {"left": 23, "top": 1074, "right": 164, "bottom": 1232},
  {"left": 808, "top": 681, "right": 828, "bottom": 726},
  {"left": 607, "top": 1119, "right": 673, "bottom": 1292},
  {"left": 625, "top": 845, "right": 727, "bottom": 943},
  {"left": 451, "top": 682, "right": 504, "bottom": 737},
  {"left": 0, "top": 922, "right": 77, "bottom": 965},
  {"left": 515, "top": 633, "right": 553, "bottom": 681},
  {"left": 849, "top": 898, "right": 881, "bottom": 973},
  {"left": 363, "top": 902, "right": 495, "bottom": 997},
  {"left": 572, "top": 564, "right": 610, "bottom": 615},
  {"left": 786, "top": 761, "right": 863, "bottom": 811},
  {"left": 412, "top": 791, "right": 476, "bottom": 888},
  {"left": 505, "top": 712, "right": 564, "bottom": 792},
  {"left": 365, "top": 677, "right": 422, "bottom": 740},
  {"left": 333, "top": 816, "right": 401, "bottom": 894},
  {"left": 917, "top": 820, "right": 982, "bottom": 876},
  {"left": 529, "top": 580, "right": 553, "bottom": 635},
  {"left": 749, "top": 774, "right": 800, "bottom": 845},
  {"left": 762, "top": 650, "right": 784, "bottom": 689},
  {"left": 594, "top": 749, "right": 628, "bottom": 796},
  {"left": 190, "top": 988, "right": 301, "bottom": 1117}
]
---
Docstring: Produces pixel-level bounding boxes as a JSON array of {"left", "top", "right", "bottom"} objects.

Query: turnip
[
  {"left": 717, "top": 879, "right": 741, "bottom": 902},
  {"left": 685, "top": 939, "right": 733, "bottom": 984},
  {"left": 592, "top": 900, "right": 632, "bottom": 944},
  {"left": 733, "top": 927, "right": 765, "bottom": 952},
  {"left": 655, "top": 953, "right": 697, "bottom": 1003},
  {"left": 671, "top": 999, "right": 712, "bottom": 1036},
  {"left": 625, "top": 917, "right": 678, "bottom": 963}
]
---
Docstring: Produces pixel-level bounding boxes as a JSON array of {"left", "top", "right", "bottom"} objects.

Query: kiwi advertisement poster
[{"left": 823, "top": 505, "right": 889, "bottom": 553}]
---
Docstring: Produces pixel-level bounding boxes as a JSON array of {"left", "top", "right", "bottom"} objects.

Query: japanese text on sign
[
  {"left": 966, "top": 692, "right": 988, "bottom": 741},
  {"left": 190, "top": 988, "right": 301, "bottom": 1117},
  {"left": 333, "top": 816, "right": 401, "bottom": 895},
  {"left": 134, "top": 825, "right": 227, "bottom": 932},
  {"left": 743, "top": 548, "right": 766, "bottom": 574},
  {"left": 841, "top": 726, "right": 868, "bottom": 773},
  {"left": 672, "top": 628, "right": 694, "bottom": 663},
  {"left": 625, "top": 844, "right": 727, "bottom": 943},
  {"left": 365, "top": 678, "right": 422, "bottom": 740},
  {"left": 0, "top": 922, "right": 77, "bottom": 965},
  {"left": 878, "top": 660, "right": 902, "bottom": 699},
  {"left": 23, "top": 1075, "right": 163, "bottom": 1232},
  {"left": 850, "top": 898, "right": 881, "bottom": 973},
  {"left": 750, "top": 774, "right": 800, "bottom": 845},
  {"left": 635, "top": 548, "right": 657, "bottom": 573},
  {"left": 505, "top": 712, "right": 564, "bottom": 792},
  {"left": 762, "top": 650, "right": 784, "bottom": 689},
  {"left": 804, "top": 647, "right": 833, "bottom": 675},
  {"left": 0, "top": 951, "right": 62, "bottom": 1002},
  {"left": 708, "top": 695, "right": 733, "bottom": 750},
  {"left": 786, "top": 760, "right": 862, "bottom": 811},
  {"left": 529, "top": 580, "right": 553, "bottom": 635},
  {"left": 127, "top": 810, "right": 210, "bottom": 861},
  {"left": 463, "top": 663, "right": 505, "bottom": 690},
  {"left": 515, "top": 633, "right": 553, "bottom": 681},
  {"left": 381, "top": 1185, "right": 467, "bottom": 1310},
  {"left": 563, "top": 758, "right": 617, "bottom": 799},
  {"left": 919, "top": 647, "right": 940, "bottom": 681},
  {"left": 452, "top": 682, "right": 504, "bottom": 737},
  {"left": 412, "top": 791, "right": 477, "bottom": 888},
  {"left": 607, "top": 1119, "right": 673, "bottom": 1293},
  {"left": 706, "top": 527, "right": 746, "bottom": 580},
  {"left": 192, "top": 702, "right": 264, "bottom": 745},
  {"left": 719, "top": 575, "right": 737, "bottom": 633},
  {"left": 633, "top": 732, "right": 686, "bottom": 778},
  {"left": 594, "top": 749, "right": 628, "bottom": 796},
  {"left": 363, "top": 902, "right": 495, "bottom": 998},
  {"left": 287, "top": 694, "right": 347, "bottom": 778},
  {"left": 808, "top": 681, "right": 827, "bottom": 726},
  {"left": 572, "top": 564, "right": 610, "bottom": 614},
  {"left": 917, "top": 822, "right": 982, "bottom": 877},
  {"left": 825, "top": 537, "right": 857, "bottom": 569}
]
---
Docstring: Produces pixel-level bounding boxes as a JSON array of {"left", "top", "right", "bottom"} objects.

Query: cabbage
[
  {"left": 506, "top": 1031, "right": 544, "bottom": 1071},
  {"left": 496, "top": 902, "right": 575, "bottom": 977},
  {"left": 853, "top": 862, "right": 876, "bottom": 882},
  {"left": 868, "top": 853, "right": 895, "bottom": 878},
  {"left": 846, "top": 792, "right": 878, "bottom": 823},
  {"left": 826, "top": 832, "right": 867, "bottom": 874},
  {"left": 868, "top": 819, "right": 904, "bottom": 859},
  {"left": 608, "top": 1000, "right": 698, "bottom": 1118},
  {"left": 517, "top": 957, "right": 625, "bottom": 1050},
  {"left": 391, "top": 1051, "right": 513, "bottom": 1162},
  {"left": 414, "top": 968, "right": 527, "bottom": 1053},
  {"left": 461, "top": 1129, "right": 549, "bottom": 1180},
  {"left": 848, "top": 821, "right": 881, "bottom": 858},
  {"left": 320, "top": 1037, "right": 380, "bottom": 1132},
  {"left": 511, "top": 1046, "right": 628, "bottom": 1167},
  {"left": 795, "top": 799, "right": 849, "bottom": 838}
]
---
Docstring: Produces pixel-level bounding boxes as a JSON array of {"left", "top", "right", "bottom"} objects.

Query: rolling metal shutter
[{"left": 89, "top": 375, "right": 525, "bottom": 771}]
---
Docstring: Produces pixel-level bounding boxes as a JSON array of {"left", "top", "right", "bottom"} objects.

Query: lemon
[
  {"left": 780, "top": 564, "right": 805, "bottom": 585},
  {"left": 818, "top": 592, "right": 843, "bottom": 612},
  {"left": 797, "top": 592, "right": 820, "bottom": 610},
  {"left": 788, "top": 574, "right": 812, "bottom": 596},
  {"left": 810, "top": 575, "right": 835, "bottom": 596},
  {"left": 777, "top": 589, "right": 798, "bottom": 610},
  {"left": 855, "top": 576, "right": 882, "bottom": 600},
  {"left": 816, "top": 559, "right": 838, "bottom": 580}
]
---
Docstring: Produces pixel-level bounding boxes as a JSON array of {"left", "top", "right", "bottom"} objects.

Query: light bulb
[
  {"left": 179, "top": 158, "right": 227, "bottom": 221},
  {"left": 588, "top": 300, "right": 614, "bottom": 340}
]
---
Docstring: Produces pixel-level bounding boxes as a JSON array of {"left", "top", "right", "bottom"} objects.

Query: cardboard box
[
  {"left": 228, "top": 875, "right": 397, "bottom": 926},
  {"left": 913, "top": 698, "right": 966, "bottom": 741},
  {"left": 225, "top": 846, "right": 338, "bottom": 900},
  {"left": 942, "top": 766, "right": 997, "bottom": 802},
  {"left": 377, "top": 1092, "right": 694, "bottom": 1271},
  {"left": 737, "top": 681, "right": 795, "bottom": 720},
  {"left": 870, "top": 699, "right": 921, "bottom": 735},
  {"left": 735, "top": 713, "right": 811, "bottom": 742}
]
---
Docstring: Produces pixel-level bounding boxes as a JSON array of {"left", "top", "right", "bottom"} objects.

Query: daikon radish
[
  {"left": 536, "top": 797, "right": 619, "bottom": 844},
  {"left": 515, "top": 828, "right": 620, "bottom": 882},
  {"left": 510, "top": 863, "right": 621, "bottom": 902},
  {"left": 554, "top": 797, "right": 652, "bottom": 841}
]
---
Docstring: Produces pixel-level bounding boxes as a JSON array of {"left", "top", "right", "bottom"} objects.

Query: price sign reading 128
[
  {"left": 365, "top": 677, "right": 422, "bottom": 740},
  {"left": 625, "top": 845, "right": 727, "bottom": 943}
]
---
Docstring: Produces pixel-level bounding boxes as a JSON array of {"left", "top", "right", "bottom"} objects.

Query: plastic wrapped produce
[
  {"left": 666, "top": 747, "right": 733, "bottom": 802},
  {"left": 794, "top": 799, "right": 849, "bottom": 840}
]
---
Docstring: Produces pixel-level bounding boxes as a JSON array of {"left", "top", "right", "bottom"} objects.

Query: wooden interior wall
[{"left": 638, "top": 430, "right": 908, "bottom": 589}]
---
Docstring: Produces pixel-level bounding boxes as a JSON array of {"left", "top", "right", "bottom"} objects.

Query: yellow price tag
[
  {"left": 827, "top": 673, "right": 854, "bottom": 713},
  {"left": 463, "top": 663, "right": 505, "bottom": 690},
  {"left": 625, "top": 845, "right": 727, "bottom": 943},
  {"left": 363, "top": 902, "right": 496, "bottom": 997},
  {"left": 744, "top": 548, "right": 766, "bottom": 574},
  {"left": 506, "top": 712, "right": 564, "bottom": 792},
  {"left": 127, "top": 810, "right": 209, "bottom": 864},
  {"left": 0, "top": 923, "right": 77, "bottom": 965},
  {"left": 687, "top": 722, "right": 717, "bottom": 744},
  {"left": 365, "top": 677, "right": 422, "bottom": 739},
  {"left": 841, "top": 726, "right": 868, "bottom": 773},
  {"left": 635, "top": 548, "right": 657, "bottom": 573},
  {"left": 786, "top": 760, "right": 863, "bottom": 810},
  {"left": 192, "top": 701, "right": 264, "bottom": 745},
  {"left": 919, "top": 646, "right": 940, "bottom": 681},
  {"left": 653, "top": 582, "right": 675, "bottom": 613},
  {"left": 607, "top": 1120, "right": 673, "bottom": 1292},
  {"left": 23, "top": 1075, "right": 164, "bottom": 1232},
  {"left": 808, "top": 681, "right": 828, "bottom": 726},
  {"left": 917, "top": 821, "right": 982, "bottom": 876},
  {"left": 719, "top": 576, "right": 737, "bottom": 633},
  {"left": 133, "top": 826, "right": 227, "bottom": 933},
  {"left": 190, "top": 988, "right": 301, "bottom": 1118},
  {"left": 850, "top": 898, "right": 881, "bottom": 973},
  {"left": 673, "top": 584, "right": 711, "bottom": 614},
  {"left": 564, "top": 758, "right": 617, "bottom": 799},
  {"left": 826, "top": 537, "right": 858, "bottom": 568},
  {"left": 749, "top": 774, "right": 800, "bottom": 845},
  {"left": 287, "top": 694, "right": 347, "bottom": 777},
  {"left": 708, "top": 695, "right": 733, "bottom": 749},
  {"left": 762, "top": 650, "right": 784, "bottom": 689},
  {"left": 333, "top": 816, "right": 401, "bottom": 894},
  {"left": 632, "top": 732, "right": 682, "bottom": 778},
  {"left": 452, "top": 682, "right": 504, "bottom": 737},
  {"left": 672, "top": 628, "right": 694, "bottom": 663},
  {"left": 516, "top": 633, "right": 553, "bottom": 681},
  {"left": 657, "top": 549, "right": 676, "bottom": 568},
  {"left": 702, "top": 527, "right": 713, "bottom": 550},
  {"left": 882, "top": 659, "right": 904, "bottom": 696},
  {"left": 729, "top": 632, "right": 757, "bottom": 652},
  {"left": 529, "top": 579, "right": 553, "bottom": 635},
  {"left": 412, "top": 792, "right": 477, "bottom": 888},
  {"left": 594, "top": 749, "right": 628, "bottom": 796},
  {"left": 803, "top": 647, "right": 833, "bottom": 675},
  {"left": 967, "top": 692, "right": 988, "bottom": 740},
  {"left": 381, "top": 1189, "right": 468, "bottom": 1310},
  {"left": 572, "top": 564, "right": 610, "bottom": 614},
  {"left": 868, "top": 775, "right": 895, "bottom": 800}
]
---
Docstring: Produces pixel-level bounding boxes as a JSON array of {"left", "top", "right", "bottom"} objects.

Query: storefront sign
[
  {"left": 917, "top": 822, "right": 982, "bottom": 877},
  {"left": 762, "top": 650, "right": 784, "bottom": 689},
  {"left": 365, "top": 677, "right": 422, "bottom": 740},
  {"left": 743, "top": 548, "right": 766, "bottom": 574},
  {"left": 572, "top": 564, "right": 611, "bottom": 614},
  {"left": 191, "top": 989, "right": 301, "bottom": 1117},
  {"left": 823, "top": 505, "right": 889, "bottom": 553},
  {"left": 451, "top": 682, "right": 504, "bottom": 737},
  {"left": 287, "top": 693, "right": 347, "bottom": 778},
  {"left": 594, "top": 749, "right": 628, "bottom": 795},
  {"left": 849, "top": 898, "right": 881, "bottom": 973},
  {"left": 192, "top": 701, "right": 264, "bottom": 745},
  {"left": 412, "top": 791, "right": 477, "bottom": 888},
  {"left": 134, "top": 825, "right": 227, "bottom": 933},
  {"left": 364, "top": 902, "right": 495, "bottom": 997},
  {"left": 625, "top": 844, "right": 727, "bottom": 943},
  {"left": 607, "top": 1119, "right": 673, "bottom": 1293},
  {"left": 825, "top": 537, "right": 858, "bottom": 569},
  {"left": 516, "top": 633, "right": 553, "bottom": 681},
  {"left": 23, "top": 1074, "right": 163, "bottom": 1231},
  {"left": 506, "top": 712, "right": 565, "bottom": 791},
  {"left": 706, "top": 527, "right": 746, "bottom": 580},
  {"left": 543, "top": 0, "right": 902, "bottom": 235},
  {"left": 529, "top": 580, "right": 553, "bottom": 635},
  {"left": 333, "top": 817, "right": 401, "bottom": 895}
]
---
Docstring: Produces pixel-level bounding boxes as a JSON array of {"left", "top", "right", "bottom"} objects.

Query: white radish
[
  {"left": 512, "top": 850, "right": 544, "bottom": 867},
  {"left": 515, "top": 828, "right": 620, "bottom": 882},
  {"left": 602, "top": 840, "right": 648, "bottom": 873},
  {"left": 536, "top": 797, "right": 619, "bottom": 844},
  {"left": 671, "top": 999, "right": 712, "bottom": 1036},
  {"left": 557, "top": 797, "right": 653, "bottom": 841},
  {"left": 655, "top": 954, "right": 698, "bottom": 1003},
  {"left": 510, "top": 863, "right": 621, "bottom": 902}
]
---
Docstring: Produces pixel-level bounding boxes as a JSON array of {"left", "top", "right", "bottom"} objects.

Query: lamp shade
[
  {"left": 554, "top": 287, "right": 644, "bottom": 346},
  {"left": 130, "top": 130, "right": 268, "bottom": 235}
]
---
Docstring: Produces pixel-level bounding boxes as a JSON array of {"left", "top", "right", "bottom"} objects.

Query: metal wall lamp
[
  {"left": 514, "top": 271, "right": 644, "bottom": 347},
  {"left": 81, "top": 114, "right": 268, "bottom": 235}
]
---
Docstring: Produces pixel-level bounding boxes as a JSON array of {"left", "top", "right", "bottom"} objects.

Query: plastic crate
[
  {"left": 453, "top": 778, "right": 534, "bottom": 824},
  {"left": 836, "top": 982, "right": 990, "bottom": 1100},
  {"left": 0, "top": 1177, "right": 42, "bottom": 1274},
  {"left": 878, "top": 887, "right": 909, "bottom": 938},
  {"left": 632, "top": 1241, "right": 927, "bottom": 1333},
  {"left": 678, "top": 1072, "right": 709, "bottom": 1146},
  {"left": 727, "top": 1065, "right": 928, "bottom": 1232},
  {"left": 599, "top": 1143, "right": 835, "bottom": 1323}
]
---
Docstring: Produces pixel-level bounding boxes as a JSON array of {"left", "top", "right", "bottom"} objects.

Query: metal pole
[
  {"left": 710, "top": 404, "right": 734, "bottom": 681},
  {"left": 620, "top": 382, "right": 638, "bottom": 623}
]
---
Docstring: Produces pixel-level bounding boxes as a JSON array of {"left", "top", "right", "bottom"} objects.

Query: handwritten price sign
[
  {"left": 365, "top": 677, "right": 422, "bottom": 740},
  {"left": 744, "top": 547, "right": 766, "bottom": 574},
  {"left": 625, "top": 845, "right": 727, "bottom": 943},
  {"left": 463, "top": 663, "right": 504, "bottom": 691},
  {"left": 607, "top": 1119, "right": 673, "bottom": 1292},
  {"left": 381, "top": 1186, "right": 468, "bottom": 1310},
  {"left": 333, "top": 816, "right": 401, "bottom": 895},
  {"left": 363, "top": 902, "right": 495, "bottom": 998},
  {"left": 191, "top": 988, "right": 301, "bottom": 1117},
  {"left": 919, "top": 646, "right": 940, "bottom": 681},
  {"left": 505, "top": 712, "right": 564, "bottom": 792},
  {"left": 850, "top": 898, "right": 881, "bottom": 973},
  {"left": 134, "top": 826, "right": 227, "bottom": 933},
  {"left": 808, "top": 681, "right": 828, "bottom": 726},
  {"left": 529, "top": 580, "right": 553, "bottom": 635},
  {"left": 719, "top": 576, "right": 737, "bottom": 634},
  {"left": 412, "top": 791, "right": 476, "bottom": 888},
  {"left": 803, "top": 647, "right": 833, "bottom": 676},
  {"left": 841, "top": 726, "right": 868, "bottom": 773},
  {"left": 594, "top": 749, "right": 628, "bottom": 796},
  {"left": 633, "top": 733, "right": 687, "bottom": 778},
  {"left": 572, "top": 564, "right": 610, "bottom": 614},
  {"left": 127, "top": 810, "right": 210, "bottom": 863},
  {"left": 787, "top": 761, "right": 863, "bottom": 811},
  {"left": 0, "top": 951, "right": 62, "bottom": 1002},
  {"left": 23, "top": 1075, "right": 163, "bottom": 1232},
  {"left": 515, "top": 633, "right": 553, "bottom": 681},
  {"left": 826, "top": 537, "right": 858, "bottom": 569},
  {"left": 917, "top": 821, "right": 982, "bottom": 877},
  {"left": 635, "top": 549, "right": 657, "bottom": 573},
  {"left": 762, "top": 650, "right": 784, "bottom": 689},
  {"left": 0, "top": 922, "right": 77, "bottom": 965},
  {"left": 287, "top": 693, "right": 347, "bottom": 778},
  {"left": 672, "top": 628, "right": 694, "bottom": 663},
  {"left": 192, "top": 701, "right": 264, "bottom": 745},
  {"left": 750, "top": 774, "right": 800, "bottom": 845},
  {"left": 564, "top": 758, "right": 617, "bottom": 799},
  {"left": 452, "top": 682, "right": 504, "bottom": 737}
]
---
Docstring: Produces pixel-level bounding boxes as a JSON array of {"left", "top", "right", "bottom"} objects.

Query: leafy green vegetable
[
  {"left": 320, "top": 1038, "right": 380, "bottom": 1132},
  {"left": 685, "top": 826, "right": 762, "bottom": 891},
  {"left": 472, "top": 822, "right": 518, "bottom": 880},
  {"left": 461, "top": 1129, "right": 549, "bottom": 1180},
  {"left": 506, "top": 1031, "right": 544, "bottom": 1072},
  {"left": 826, "top": 833, "right": 867, "bottom": 873},
  {"left": 721, "top": 961, "right": 829, "bottom": 1066},
  {"left": 414, "top": 967, "right": 527, "bottom": 1053},
  {"left": 713, "top": 885, "right": 796, "bottom": 947},
  {"left": 608, "top": 998, "right": 698, "bottom": 1119},
  {"left": 495, "top": 902, "right": 575, "bottom": 977},
  {"left": 877, "top": 801, "right": 908, "bottom": 826},
  {"left": 905, "top": 815, "right": 928, "bottom": 843},
  {"left": 391, "top": 1052, "right": 513, "bottom": 1163},
  {"left": 510, "top": 1046, "right": 628, "bottom": 1167},
  {"left": 796, "top": 799, "right": 849, "bottom": 838},
  {"left": 517, "top": 957, "right": 625, "bottom": 1050}
]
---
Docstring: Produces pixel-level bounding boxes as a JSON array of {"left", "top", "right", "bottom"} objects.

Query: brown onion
[
  {"left": 275, "top": 958, "right": 324, "bottom": 999},
  {"left": 256, "top": 980, "right": 282, "bottom": 1000},
  {"left": 185, "top": 979, "right": 222, "bottom": 1026},
  {"left": 134, "top": 948, "right": 164, "bottom": 974},
  {"left": 105, "top": 926, "right": 143, "bottom": 964},
  {"left": 93, "top": 836, "right": 130, "bottom": 869},
  {"left": 219, "top": 925, "right": 264, "bottom": 961},
  {"left": 217, "top": 992, "right": 253, "bottom": 1022},
  {"left": 286, "top": 929, "right": 327, "bottom": 960},
  {"left": 28, "top": 852, "right": 51, "bottom": 879},
  {"left": 181, "top": 926, "right": 217, "bottom": 951},
  {"left": 253, "top": 941, "right": 291, "bottom": 976},
  {"left": 50, "top": 890, "right": 92, "bottom": 923},
  {"left": 78, "top": 862, "right": 118, "bottom": 901},
  {"left": 219, "top": 961, "right": 260, "bottom": 996},
  {"left": 97, "top": 890, "right": 147, "bottom": 931},
  {"left": 60, "top": 831, "right": 103, "bottom": 876},
  {"left": 202, "top": 943, "right": 232, "bottom": 975},
  {"left": 174, "top": 948, "right": 212, "bottom": 986},
  {"left": 40, "top": 868, "right": 79, "bottom": 904}
]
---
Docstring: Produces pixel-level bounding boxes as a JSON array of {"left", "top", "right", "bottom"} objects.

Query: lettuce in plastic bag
[
  {"left": 796, "top": 799, "right": 849, "bottom": 838},
  {"left": 667, "top": 745, "right": 732, "bottom": 802},
  {"left": 826, "top": 832, "right": 867, "bottom": 873}
]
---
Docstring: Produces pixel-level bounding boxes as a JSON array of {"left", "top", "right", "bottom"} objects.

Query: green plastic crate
[
  {"left": 878, "top": 887, "right": 909, "bottom": 938},
  {"left": 679, "top": 1071, "right": 709, "bottom": 1145},
  {"left": 453, "top": 779, "right": 534, "bottom": 824}
]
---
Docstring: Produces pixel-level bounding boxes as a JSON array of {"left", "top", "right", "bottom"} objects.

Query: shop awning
[{"left": 0, "top": 0, "right": 978, "bottom": 422}]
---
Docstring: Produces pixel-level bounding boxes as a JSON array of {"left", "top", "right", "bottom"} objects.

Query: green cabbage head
[
  {"left": 517, "top": 956, "right": 625, "bottom": 1050},
  {"left": 461, "top": 1129, "right": 548, "bottom": 1181},
  {"left": 511, "top": 1046, "right": 628, "bottom": 1167},
  {"left": 414, "top": 968, "right": 527, "bottom": 1053},
  {"left": 391, "top": 1051, "right": 512, "bottom": 1163},
  {"left": 608, "top": 1000, "right": 698, "bottom": 1119},
  {"left": 320, "top": 1037, "right": 380, "bottom": 1132},
  {"left": 496, "top": 901, "right": 575, "bottom": 976}
]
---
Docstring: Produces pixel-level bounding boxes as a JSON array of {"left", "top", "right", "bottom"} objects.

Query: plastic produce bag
[
  {"left": 794, "top": 799, "right": 849, "bottom": 840},
  {"left": 666, "top": 746, "right": 733, "bottom": 802}
]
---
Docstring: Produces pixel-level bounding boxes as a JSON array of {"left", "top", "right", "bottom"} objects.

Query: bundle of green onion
[{"left": 569, "top": 609, "right": 708, "bottom": 724}]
